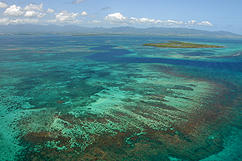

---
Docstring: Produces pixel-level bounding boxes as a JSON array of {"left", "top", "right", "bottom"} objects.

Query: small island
[{"left": 143, "top": 41, "right": 223, "bottom": 48}]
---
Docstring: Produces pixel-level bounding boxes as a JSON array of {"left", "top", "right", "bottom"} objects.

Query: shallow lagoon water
[{"left": 0, "top": 35, "right": 242, "bottom": 160}]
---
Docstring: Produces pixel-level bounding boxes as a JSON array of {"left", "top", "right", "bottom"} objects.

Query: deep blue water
[{"left": 86, "top": 44, "right": 242, "bottom": 71}]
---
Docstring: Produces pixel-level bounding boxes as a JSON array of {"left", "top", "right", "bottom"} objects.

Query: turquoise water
[{"left": 0, "top": 35, "right": 242, "bottom": 160}]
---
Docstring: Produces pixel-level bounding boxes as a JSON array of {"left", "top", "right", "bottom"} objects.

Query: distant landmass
[{"left": 0, "top": 25, "right": 241, "bottom": 38}]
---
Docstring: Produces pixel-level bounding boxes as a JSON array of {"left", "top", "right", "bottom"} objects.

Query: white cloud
[
  {"left": 3, "top": 4, "right": 47, "bottom": 18},
  {"left": 3, "top": 5, "right": 25, "bottom": 16},
  {"left": 24, "top": 10, "right": 46, "bottom": 18},
  {"left": 104, "top": 13, "right": 183, "bottom": 26},
  {"left": 0, "top": 18, "right": 9, "bottom": 25},
  {"left": 92, "top": 20, "right": 101, "bottom": 23},
  {"left": 0, "top": 18, "right": 38, "bottom": 25},
  {"left": 55, "top": 10, "right": 79, "bottom": 22},
  {"left": 37, "top": 13, "right": 46, "bottom": 18},
  {"left": 0, "top": 2, "right": 8, "bottom": 8},
  {"left": 23, "top": 3, "right": 44, "bottom": 12},
  {"left": 198, "top": 21, "right": 213, "bottom": 26},
  {"left": 130, "top": 17, "right": 158, "bottom": 24},
  {"left": 46, "top": 19, "right": 57, "bottom": 23},
  {"left": 10, "top": 18, "right": 39, "bottom": 25},
  {"left": 104, "top": 13, "right": 128, "bottom": 24},
  {"left": 160, "top": 20, "right": 184, "bottom": 26},
  {"left": 185, "top": 20, "right": 213, "bottom": 26},
  {"left": 81, "top": 11, "right": 88, "bottom": 16},
  {"left": 104, "top": 13, "right": 213, "bottom": 27},
  {"left": 46, "top": 8, "right": 55, "bottom": 13},
  {"left": 24, "top": 10, "right": 38, "bottom": 17},
  {"left": 186, "top": 20, "right": 197, "bottom": 25},
  {"left": 72, "top": 0, "right": 86, "bottom": 4}
]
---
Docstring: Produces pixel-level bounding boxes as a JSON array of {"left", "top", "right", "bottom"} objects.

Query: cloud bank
[
  {"left": 0, "top": 2, "right": 213, "bottom": 28},
  {"left": 0, "top": 18, "right": 38, "bottom": 25},
  {"left": 104, "top": 13, "right": 213, "bottom": 27},
  {"left": 0, "top": 2, "right": 89, "bottom": 25}
]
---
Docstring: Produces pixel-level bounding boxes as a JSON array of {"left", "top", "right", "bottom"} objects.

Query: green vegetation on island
[{"left": 143, "top": 41, "right": 224, "bottom": 48}]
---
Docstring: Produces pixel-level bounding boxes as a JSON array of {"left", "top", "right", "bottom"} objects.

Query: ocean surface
[{"left": 0, "top": 35, "right": 242, "bottom": 161}]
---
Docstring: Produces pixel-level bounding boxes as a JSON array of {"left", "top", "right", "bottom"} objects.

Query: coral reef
[{"left": 16, "top": 63, "right": 234, "bottom": 161}]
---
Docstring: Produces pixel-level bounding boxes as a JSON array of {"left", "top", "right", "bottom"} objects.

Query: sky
[{"left": 0, "top": 0, "right": 242, "bottom": 34}]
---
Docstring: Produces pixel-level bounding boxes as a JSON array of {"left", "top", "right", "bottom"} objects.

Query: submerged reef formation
[
  {"left": 12, "top": 63, "right": 235, "bottom": 161},
  {"left": 143, "top": 41, "right": 224, "bottom": 48}
]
